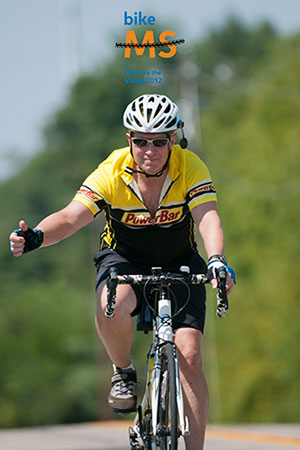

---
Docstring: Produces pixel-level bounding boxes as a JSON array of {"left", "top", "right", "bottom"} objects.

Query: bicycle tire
[{"left": 158, "top": 342, "right": 178, "bottom": 450}]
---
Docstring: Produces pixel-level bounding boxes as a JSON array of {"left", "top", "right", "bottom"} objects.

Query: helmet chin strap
[{"left": 127, "top": 142, "right": 171, "bottom": 178}]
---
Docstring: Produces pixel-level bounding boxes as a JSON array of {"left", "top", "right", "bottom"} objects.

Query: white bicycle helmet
[{"left": 123, "top": 94, "right": 180, "bottom": 133}]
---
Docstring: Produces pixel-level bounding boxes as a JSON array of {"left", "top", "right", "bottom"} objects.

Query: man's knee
[
  {"left": 180, "top": 347, "right": 203, "bottom": 378},
  {"left": 175, "top": 329, "right": 204, "bottom": 378},
  {"left": 96, "top": 281, "right": 109, "bottom": 317}
]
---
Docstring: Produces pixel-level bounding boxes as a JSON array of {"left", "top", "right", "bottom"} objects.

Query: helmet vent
[
  {"left": 133, "top": 116, "right": 142, "bottom": 127},
  {"left": 154, "top": 104, "right": 162, "bottom": 117},
  {"left": 153, "top": 118, "right": 165, "bottom": 129},
  {"left": 139, "top": 103, "right": 144, "bottom": 115},
  {"left": 164, "top": 104, "right": 171, "bottom": 113},
  {"left": 147, "top": 108, "right": 152, "bottom": 121},
  {"left": 165, "top": 117, "right": 177, "bottom": 129}
]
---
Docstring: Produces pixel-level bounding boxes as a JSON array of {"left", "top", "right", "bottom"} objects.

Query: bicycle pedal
[
  {"left": 112, "top": 405, "right": 137, "bottom": 414},
  {"left": 129, "top": 427, "right": 144, "bottom": 449}
]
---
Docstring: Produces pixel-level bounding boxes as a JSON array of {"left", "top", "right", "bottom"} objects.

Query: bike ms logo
[{"left": 122, "top": 11, "right": 177, "bottom": 59}]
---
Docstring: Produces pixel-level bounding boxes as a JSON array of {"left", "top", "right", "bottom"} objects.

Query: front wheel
[{"left": 158, "top": 342, "right": 178, "bottom": 450}]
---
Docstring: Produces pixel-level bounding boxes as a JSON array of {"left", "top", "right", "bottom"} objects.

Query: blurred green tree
[{"left": 202, "top": 32, "right": 300, "bottom": 422}]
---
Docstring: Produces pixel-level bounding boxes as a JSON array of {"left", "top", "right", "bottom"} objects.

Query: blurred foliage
[
  {"left": 202, "top": 31, "right": 300, "bottom": 423},
  {"left": 0, "top": 18, "right": 299, "bottom": 427},
  {"left": 195, "top": 16, "right": 277, "bottom": 77}
]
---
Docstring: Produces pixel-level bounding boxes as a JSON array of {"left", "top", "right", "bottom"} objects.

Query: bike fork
[{"left": 174, "top": 350, "right": 190, "bottom": 437}]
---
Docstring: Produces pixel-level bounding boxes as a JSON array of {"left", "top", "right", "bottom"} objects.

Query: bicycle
[{"left": 105, "top": 265, "right": 228, "bottom": 450}]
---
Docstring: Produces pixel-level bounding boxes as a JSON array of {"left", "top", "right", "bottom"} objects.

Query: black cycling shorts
[{"left": 93, "top": 247, "right": 207, "bottom": 333}]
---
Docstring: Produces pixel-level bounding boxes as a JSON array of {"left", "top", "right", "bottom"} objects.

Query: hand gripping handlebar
[{"left": 215, "top": 266, "right": 228, "bottom": 318}]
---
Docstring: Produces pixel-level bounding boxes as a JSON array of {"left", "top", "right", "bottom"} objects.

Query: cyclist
[{"left": 9, "top": 94, "right": 235, "bottom": 450}]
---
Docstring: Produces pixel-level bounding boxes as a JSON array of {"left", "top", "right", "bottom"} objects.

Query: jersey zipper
[{"left": 122, "top": 174, "right": 181, "bottom": 264}]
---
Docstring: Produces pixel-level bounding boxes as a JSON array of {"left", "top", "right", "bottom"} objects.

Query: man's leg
[
  {"left": 175, "top": 328, "right": 209, "bottom": 450},
  {"left": 95, "top": 280, "right": 138, "bottom": 412},
  {"left": 95, "top": 280, "right": 137, "bottom": 368}
]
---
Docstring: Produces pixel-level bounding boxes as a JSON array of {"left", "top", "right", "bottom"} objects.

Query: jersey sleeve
[
  {"left": 185, "top": 154, "right": 217, "bottom": 211},
  {"left": 72, "top": 164, "right": 111, "bottom": 216}
]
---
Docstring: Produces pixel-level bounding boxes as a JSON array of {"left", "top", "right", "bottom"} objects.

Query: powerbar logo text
[
  {"left": 122, "top": 207, "right": 183, "bottom": 226},
  {"left": 189, "top": 183, "right": 216, "bottom": 199}
]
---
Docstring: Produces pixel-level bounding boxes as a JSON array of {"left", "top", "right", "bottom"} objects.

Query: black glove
[{"left": 13, "top": 228, "right": 44, "bottom": 254}]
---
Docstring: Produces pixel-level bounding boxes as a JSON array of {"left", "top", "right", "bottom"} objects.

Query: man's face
[{"left": 126, "top": 132, "right": 177, "bottom": 175}]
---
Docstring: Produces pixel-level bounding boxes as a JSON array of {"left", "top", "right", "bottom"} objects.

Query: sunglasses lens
[
  {"left": 132, "top": 138, "right": 148, "bottom": 147},
  {"left": 153, "top": 139, "right": 169, "bottom": 147},
  {"left": 132, "top": 138, "right": 169, "bottom": 148}
]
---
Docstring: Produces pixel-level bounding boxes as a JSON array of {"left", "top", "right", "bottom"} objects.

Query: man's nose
[{"left": 145, "top": 142, "right": 156, "bottom": 153}]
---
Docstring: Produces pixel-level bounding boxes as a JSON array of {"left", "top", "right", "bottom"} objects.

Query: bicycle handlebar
[
  {"left": 215, "top": 266, "right": 228, "bottom": 318},
  {"left": 105, "top": 266, "right": 228, "bottom": 319}
]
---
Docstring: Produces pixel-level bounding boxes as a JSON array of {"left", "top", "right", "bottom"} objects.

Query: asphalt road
[{"left": 0, "top": 422, "right": 299, "bottom": 450}]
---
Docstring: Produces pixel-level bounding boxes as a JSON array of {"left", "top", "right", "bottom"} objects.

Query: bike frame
[{"left": 132, "top": 286, "right": 189, "bottom": 447}]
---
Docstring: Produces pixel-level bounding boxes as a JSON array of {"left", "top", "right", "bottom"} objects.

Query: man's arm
[
  {"left": 191, "top": 201, "right": 234, "bottom": 294},
  {"left": 191, "top": 201, "right": 225, "bottom": 258},
  {"left": 9, "top": 200, "right": 94, "bottom": 257}
]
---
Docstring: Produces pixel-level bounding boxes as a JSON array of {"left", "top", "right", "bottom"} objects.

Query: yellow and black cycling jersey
[{"left": 73, "top": 144, "right": 217, "bottom": 265}]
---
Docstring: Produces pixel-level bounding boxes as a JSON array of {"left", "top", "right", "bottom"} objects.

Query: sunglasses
[{"left": 131, "top": 137, "right": 170, "bottom": 148}]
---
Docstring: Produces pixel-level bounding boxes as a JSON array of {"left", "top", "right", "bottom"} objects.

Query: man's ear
[
  {"left": 126, "top": 132, "right": 131, "bottom": 145},
  {"left": 170, "top": 133, "right": 177, "bottom": 145}
]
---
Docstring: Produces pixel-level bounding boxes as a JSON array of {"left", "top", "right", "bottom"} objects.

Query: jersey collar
[{"left": 121, "top": 145, "right": 181, "bottom": 185}]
